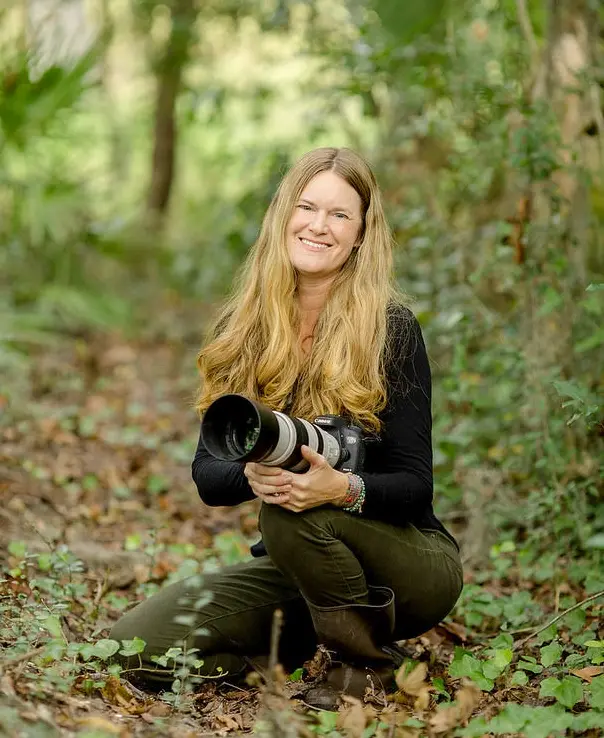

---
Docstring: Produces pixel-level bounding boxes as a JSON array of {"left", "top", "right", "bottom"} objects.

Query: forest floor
[{"left": 1, "top": 332, "right": 602, "bottom": 738}]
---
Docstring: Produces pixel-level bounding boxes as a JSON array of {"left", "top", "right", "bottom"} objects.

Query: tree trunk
[
  {"left": 146, "top": 0, "right": 196, "bottom": 223},
  {"left": 519, "top": 0, "right": 600, "bottom": 429}
]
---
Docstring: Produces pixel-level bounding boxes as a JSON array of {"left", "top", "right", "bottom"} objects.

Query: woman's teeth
[{"left": 301, "top": 238, "right": 329, "bottom": 250}]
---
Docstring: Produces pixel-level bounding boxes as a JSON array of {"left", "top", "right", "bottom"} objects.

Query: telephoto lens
[{"left": 201, "top": 394, "right": 343, "bottom": 473}]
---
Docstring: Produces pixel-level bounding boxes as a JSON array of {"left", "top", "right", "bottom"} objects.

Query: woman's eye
[
  {"left": 298, "top": 203, "right": 312, "bottom": 211},
  {"left": 334, "top": 212, "right": 349, "bottom": 220}
]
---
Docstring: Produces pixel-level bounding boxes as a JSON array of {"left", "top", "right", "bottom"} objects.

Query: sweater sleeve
[
  {"left": 191, "top": 424, "right": 256, "bottom": 507},
  {"left": 358, "top": 310, "right": 434, "bottom": 524}
]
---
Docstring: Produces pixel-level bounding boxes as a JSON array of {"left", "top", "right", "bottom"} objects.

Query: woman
[{"left": 110, "top": 147, "right": 462, "bottom": 710}]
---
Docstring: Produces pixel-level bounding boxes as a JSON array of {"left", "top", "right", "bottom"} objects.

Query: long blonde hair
[{"left": 196, "top": 147, "right": 409, "bottom": 433}]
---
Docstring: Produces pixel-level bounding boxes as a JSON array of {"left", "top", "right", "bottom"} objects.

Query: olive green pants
[{"left": 109, "top": 504, "right": 462, "bottom": 687}]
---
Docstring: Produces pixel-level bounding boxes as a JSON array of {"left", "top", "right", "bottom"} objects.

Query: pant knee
[{"left": 260, "top": 504, "right": 335, "bottom": 562}]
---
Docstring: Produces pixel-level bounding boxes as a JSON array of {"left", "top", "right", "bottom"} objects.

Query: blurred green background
[{"left": 1, "top": 0, "right": 603, "bottom": 563}]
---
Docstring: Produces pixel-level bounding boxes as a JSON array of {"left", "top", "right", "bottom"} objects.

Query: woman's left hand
[{"left": 278, "top": 445, "right": 349, "bottom": 513}]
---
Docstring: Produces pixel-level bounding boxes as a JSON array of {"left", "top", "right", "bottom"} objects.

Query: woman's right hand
[{"left": 244, "top": 462, "right": 292, "bottom": 505}]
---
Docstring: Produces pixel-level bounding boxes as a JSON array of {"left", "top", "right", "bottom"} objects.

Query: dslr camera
[{"left": 201, "top": 394, "right": 365, "bottom": 473}]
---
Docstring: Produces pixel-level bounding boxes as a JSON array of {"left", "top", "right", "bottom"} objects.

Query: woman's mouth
[{"left": 299, "top": 237, "right": 331, "bottom": 251}]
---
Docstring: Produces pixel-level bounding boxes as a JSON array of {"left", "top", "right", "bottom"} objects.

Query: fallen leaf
[
  {"left": 570, "top": 666, "right": 604, "bottom": 683},
  {"left": 429, "top": 683, "right": 481, "bottom": 734},
  {"left": 214, "top": 713, "right": 243, "bottom": 731},
  {"left": 395, "top": 662, "right": 428, "bottom": 695},
  {"left": 455, "top": 683, "right": 482, "bottom": 721},
  {"left": 337, "top": 696, "right": 369, "bottom": 738},
  {"left": 76, "top": 716, "right": 127, "bottom": 735},
  {"left": 438, "top": 621, "right": 467, "bottom": 642},
  {"left": 303, "top": 646, "right": 331, "bottom": 681},
  {"left": 0, "top": 674, "right": 16, "bottom": 697},
  {"left": 395, "top": 662, "right": 432, "bottom": 711}
]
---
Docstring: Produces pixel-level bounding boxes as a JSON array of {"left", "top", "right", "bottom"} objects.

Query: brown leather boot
[{"left": 303, "top": 586, "right": 397, "bottom": 711}]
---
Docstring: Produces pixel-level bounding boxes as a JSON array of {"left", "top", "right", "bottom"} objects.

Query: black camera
[{"left": 201, "top": 394, "right": 365, "bottom": 473}]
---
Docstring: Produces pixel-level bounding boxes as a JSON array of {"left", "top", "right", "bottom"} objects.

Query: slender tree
[{"left": 146, "top": 0, "right": 197, "bottom": 223}]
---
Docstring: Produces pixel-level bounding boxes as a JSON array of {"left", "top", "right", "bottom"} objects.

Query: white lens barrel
[
  {"left": 262, "top": 412, "right": 297, "bottom": 466},
  {"left": 262, "top": 414, "right": 341, "bottom": 471}
]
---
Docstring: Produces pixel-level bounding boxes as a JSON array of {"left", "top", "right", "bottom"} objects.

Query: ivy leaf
[
  {"left": 511, "top": 670, "right": 529, "bottom": 686},
  {"left": 518, "top": 659, "right": 544, "bottom": 674},
  {"left": 555, "top": 676, "right": 584, "bottom": 709},
  {"left": 588, "top": 675, "right": 604, "bottom": 710},
  {"left": 540, "top": 676, "right": 584, "bottom": 708},
  {"left": 539, "top": 677, "right": 561, "bottom": 700},
  {"left": 119, "top": 637, "right": 146, "bottom": 657},
  {"left": 92, "top": 639, "right": 120, "bottom": 661},
  {"left": 540, "top": 642, "right": 563, "bottom": 668},
  {"left": 39, "top": 615, "right": 64, "bottom": 640}
]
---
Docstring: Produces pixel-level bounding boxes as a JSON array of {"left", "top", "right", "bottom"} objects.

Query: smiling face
[{"left": 286, "top": 170, "right": 363, "bottom": 283}]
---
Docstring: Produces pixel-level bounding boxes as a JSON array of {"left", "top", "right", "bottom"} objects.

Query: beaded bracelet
[{"left": 342, "top": 473, "right": 366, "bottom": 514}]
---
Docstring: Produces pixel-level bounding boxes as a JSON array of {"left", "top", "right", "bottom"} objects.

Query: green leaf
[
  {"left": 586, "top": 282, "right": 604, "bottom": 291},
  {"left": 540, "top": 676, "right": 584, "bottom": 708},
  {"left": 119, "top": 637, "right": 146, "bottom": 657},
  {"left": 539, "top": 677, "right": 561, "bottom": 699},
  {"left": 92, "top": 639, "right": 120, "bottom": 660},
  {"left": 373, "top": 0, "right": 449, "bottom": 43},
  {"left": 432, "top": 676, "right": 451, "bottom": 700},
  {"left": 490, "top": 633, "right": 514, "bottom": 649},
  {"left": 540, "top": 642, "right": 563, "bottom": 668},
  {"left": 552, "top": 380, "right": 587, "bottom": 404},
  {"left": 7, "top": 540, "right": 27, "bottom": 558},
  {"left": 289, "top": 668, "right": 304, "bottom": 682},
  {"left": 534, "top": 623, "right": 558, "bottom": 645},
  {"left": 518, "top": 659, "right": 544, "bottom": 674},
  {"left": 555, "top": 676, "right": 584, "bottom": 709},
  {"left": 39, "top": 615, "right": 63, "bottom": 640},
  {"left": 511, "top": 670, "right": 529, "bottom": 686},
  {"left": 588, "top": 675, "right": 604, "bottom": 710},
  {"left": 585, "top": 534, "right": 604, "bottom": 549}
]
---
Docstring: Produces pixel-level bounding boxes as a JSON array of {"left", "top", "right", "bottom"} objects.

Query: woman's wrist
[
  {"left": 341, "top": 473, "right": 366, "bottom": 514},
  {"left": 333, "top": 471, "right": 351, "bottom": 506}
]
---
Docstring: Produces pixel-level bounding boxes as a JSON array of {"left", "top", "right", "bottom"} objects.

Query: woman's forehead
[{"left": 299, "top": 171, "right": 362, "bottom": 212}]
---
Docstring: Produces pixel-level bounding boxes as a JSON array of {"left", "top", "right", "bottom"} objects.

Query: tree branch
[
  {"left": 513, "top": 589, "right": 604, "bottom": 651},
  {"left": 517, "top": 0, "right": 538, "bottom": 65}
]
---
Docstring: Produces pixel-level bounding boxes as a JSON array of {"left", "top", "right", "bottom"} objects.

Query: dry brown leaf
[
  {"left": 0, "top": 674, "right": 16, "bottom": 697},
  {"left": 303, "top": 646, "right": 331, "bottom": 681},
  {"left": 429, "top": 704, "right": 462, "bottom": 734},
  {"left": 455, "top": 683, "right": 482, "bottom": 722},
  {"left": 337, "top": 697, "right": 369, "bottom": 738},
  {"left": 214, "top": 713, "right": 243, "bottom": 731},
  {"left": 145, "top": 701, "right": 172, "bottom": 717},
  {"left": 395, "top": 662, "right": 428, "bottom": 695},
  {"left": 438, "top": 621, "right": 467, "bottom": 642},
  {"left": 429, "top": 682, "right": 482, "bottom": 734},
  {"left": 76, "top": 716, "right": 128, "bottom": 736},
  {"left": 395, "top": 661, "right": 432, "bottom": 710},
  {"left": 101, "top": 675, "right": 150, "bottom": 714},
  {"left": 570, "top": 666, "right": 604, "bottom": 683}
]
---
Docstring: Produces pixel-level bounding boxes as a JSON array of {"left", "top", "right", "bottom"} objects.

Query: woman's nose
[{"left": 309, "top": 211, "right": 328, "bottom": 233}]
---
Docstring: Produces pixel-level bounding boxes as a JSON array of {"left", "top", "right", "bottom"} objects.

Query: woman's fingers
[
  {"left": 249, "top": 482, "right": 291, "bottom": 504},
  {"left": 244, "top": 464, "right": 290, "bottom": 488}
]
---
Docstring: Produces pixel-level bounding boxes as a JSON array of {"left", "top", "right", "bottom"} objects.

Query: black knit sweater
[{"left": 191, "top": 306, "right": 457, "bottom": 548}]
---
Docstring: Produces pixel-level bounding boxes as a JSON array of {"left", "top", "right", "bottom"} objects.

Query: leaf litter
[{"left": 1, "top": 334, "right": 603, "bottom": 736}]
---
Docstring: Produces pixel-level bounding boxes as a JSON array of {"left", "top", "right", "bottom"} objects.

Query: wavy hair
[{"left": 196, "top": 147, "right": 409, "bottom": 433}]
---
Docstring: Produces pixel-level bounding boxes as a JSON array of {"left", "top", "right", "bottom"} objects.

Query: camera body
[{"left": 312, "top": 414, "right": 365, "bottom": 474}]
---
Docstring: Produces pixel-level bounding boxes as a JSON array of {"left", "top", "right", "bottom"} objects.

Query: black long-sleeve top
[{"left": 192, "top": 306, "right": 457, "bottom": 548}]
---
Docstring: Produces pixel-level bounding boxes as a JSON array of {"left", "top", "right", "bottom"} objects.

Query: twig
[
  {"left": 516, "top": 0, "right": 538, "bottom": 67},
  {"left": 0, "top": 646, "right": 47, "bottom": 670},
  {"left": 268, "top": 608, "right": 283, "bottom": 681},
  {"left": 513, "top": 589, "right": 604, "bottom": 651}
]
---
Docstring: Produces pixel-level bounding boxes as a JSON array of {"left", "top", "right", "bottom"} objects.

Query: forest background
[{"left": 0, "top": 1, "right": 603, "bottom": 737}]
